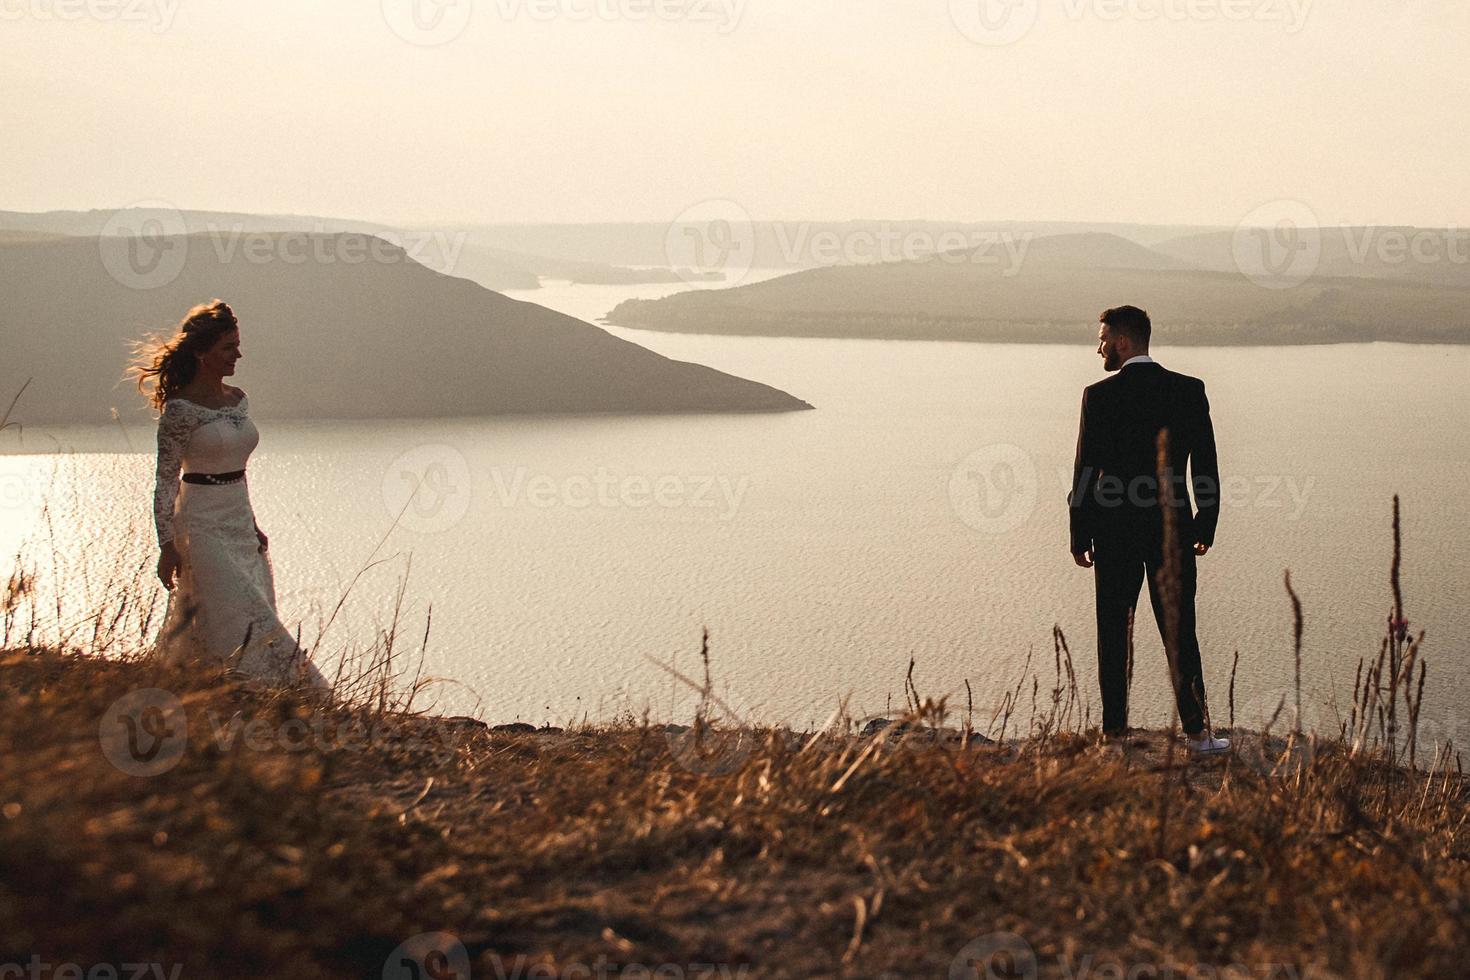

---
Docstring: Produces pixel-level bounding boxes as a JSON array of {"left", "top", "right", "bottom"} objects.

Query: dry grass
[
  {"left": 1, "top": 415, "right": 1466, "bottom": 978},
  {"left": 3, "top": 639, "right": 1467, "bottom": 979}
]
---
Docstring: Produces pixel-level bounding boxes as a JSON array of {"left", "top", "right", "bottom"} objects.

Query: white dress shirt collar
[{"left": 1121, "top": 354, "right": 1157, "bottom": 369}]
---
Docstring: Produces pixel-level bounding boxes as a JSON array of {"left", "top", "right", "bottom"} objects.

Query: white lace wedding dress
[{"left": 152, "top": 393, "right": 328, "bottom": 688}]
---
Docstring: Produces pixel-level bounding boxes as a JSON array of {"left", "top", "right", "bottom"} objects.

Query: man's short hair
[{"left": 1100, "top": 306, "right": 1152, "bottom": 347}]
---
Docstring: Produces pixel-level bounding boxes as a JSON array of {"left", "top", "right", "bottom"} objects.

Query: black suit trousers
[{"left": 1093, "top": 535, "right": 1208, "bottom": 735}]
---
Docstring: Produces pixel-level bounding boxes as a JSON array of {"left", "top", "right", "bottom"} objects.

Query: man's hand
[
  {"left": 1194, "top": 542, "right": 1210, "bottom": 557},
  {"left": 1073, "top": 548, "right": 1095, "bottom": 568},
  {"left": 157, "top": 542, "right": 181, "bottom": 589}
]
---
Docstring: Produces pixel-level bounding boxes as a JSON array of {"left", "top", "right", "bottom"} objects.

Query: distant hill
[
  {"left": 0, "top": 212, "right": 1241, "bottom": 290},
  {"left": 0, "top": 229, "right": 70, "bottom": 245},
  {"left": 0, "top": 233, "right": 811, "bottom": 425},
  {"left": 452, "top": 244, "right": 719, "bottom": 287},
  {"left": 459, "top": 220, "right": 1228, "bottom": 269},
  {"left": 0, "top": 210, "right": 708, "bottom": 293},
  {"left": 982, "top": 231, "right": 1192, "bottom": 271},
  {"left": 608, "top": 231, "right": 1470, "bottom": 346},
  {"left": 1154, "top": 227, "right": 1470, "bottom": 289}
]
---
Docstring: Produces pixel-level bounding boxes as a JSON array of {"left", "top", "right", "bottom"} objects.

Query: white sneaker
[{"left": 1185, "top": 732, "right": 1231, "bottom": 755}]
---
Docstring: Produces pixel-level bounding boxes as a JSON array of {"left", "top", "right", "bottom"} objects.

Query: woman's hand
[
  {"left": 157, "top": 542, "right": 181, "bottom": 589},
  {"left": 255, "top": 525, "right": 269, "bottom": 553}
]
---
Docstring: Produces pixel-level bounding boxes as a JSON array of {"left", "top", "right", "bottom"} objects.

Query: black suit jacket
[{"left": 1068, "top": 361, "right": 1220, "bottom": 556}]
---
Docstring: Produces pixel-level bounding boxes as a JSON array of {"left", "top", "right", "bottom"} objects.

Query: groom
[{"left": 1068, "top": 306, "right": 1228, "bottom": 754}]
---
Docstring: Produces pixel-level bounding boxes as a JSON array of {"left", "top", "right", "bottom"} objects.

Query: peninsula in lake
[
  {"left": 0, "top": 231, "right": 810, "bottom": 425},
  {"left": 607, "top": 228, "right": 1470, "bottom": 345}
]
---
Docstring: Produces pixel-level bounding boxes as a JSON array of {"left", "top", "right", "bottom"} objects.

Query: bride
[{"left": 133, "top": 300, "right": 328, "bottom": 689}]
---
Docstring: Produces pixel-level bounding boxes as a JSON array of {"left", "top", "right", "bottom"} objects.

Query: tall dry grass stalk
[{"left": 1285, "top": 569, "right": 1304, "bottom": 732}]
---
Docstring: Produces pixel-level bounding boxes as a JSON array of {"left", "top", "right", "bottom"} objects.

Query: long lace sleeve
[{"left": 153, "top": 401, "right": 192, "bottom": 546}]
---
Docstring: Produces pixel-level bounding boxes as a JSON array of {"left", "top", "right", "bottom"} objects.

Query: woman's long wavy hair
[{"left": 130, "top": 300, "right": 239, "bottom": 413}]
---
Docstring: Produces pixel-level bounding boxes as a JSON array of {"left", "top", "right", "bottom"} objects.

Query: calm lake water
[{"left": 3, "top": 276, "right": 1467, "bottom": 745}]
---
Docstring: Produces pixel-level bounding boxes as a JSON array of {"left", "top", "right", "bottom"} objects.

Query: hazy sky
[{"left": 3, "top": 0, "right": 1467, "bottom": 227}]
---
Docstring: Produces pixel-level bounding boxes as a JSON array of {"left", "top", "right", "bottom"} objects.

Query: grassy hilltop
[{"left": 2, "top": 502, "right": 1466, "bottom": 978}]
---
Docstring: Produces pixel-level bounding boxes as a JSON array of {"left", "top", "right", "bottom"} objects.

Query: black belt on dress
[{"left": 182, "top": 469, "right": 246, "bottom": 485}]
